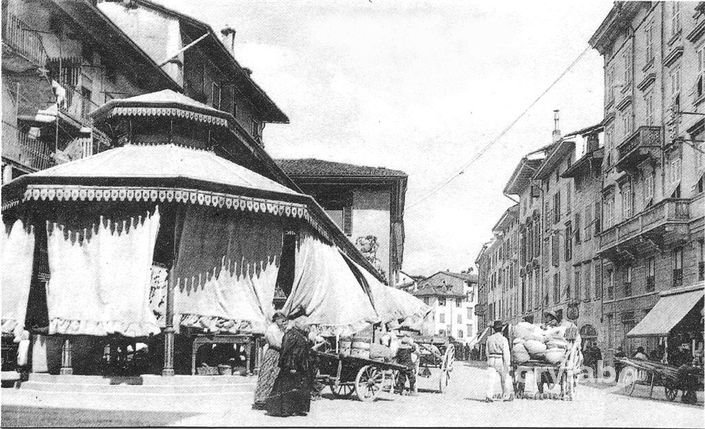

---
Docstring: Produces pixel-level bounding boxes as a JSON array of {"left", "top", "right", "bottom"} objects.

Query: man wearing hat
[
  {"left": 394, "top": 333, "right": 418, "bottom": 395},
  {"left": 485, "top": 320, "right": 512, "bottom": 402}
]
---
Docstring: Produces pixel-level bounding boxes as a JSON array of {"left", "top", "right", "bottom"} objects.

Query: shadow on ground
[{"left": 1, "top": 406, "right": 199, "bottom": 427}]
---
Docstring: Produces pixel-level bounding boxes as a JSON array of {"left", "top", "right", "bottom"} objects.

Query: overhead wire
[{"left": 406, "top": 44, "right": 593, "bottom": 211}]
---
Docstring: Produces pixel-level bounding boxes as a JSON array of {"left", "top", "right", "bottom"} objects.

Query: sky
[{"left": 157, "top": 0, "right": 614, "bottom": 276}]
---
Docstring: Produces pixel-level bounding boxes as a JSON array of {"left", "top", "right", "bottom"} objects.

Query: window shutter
[{"left": 343, "top": 205, "right": 353, "bottom": 236}]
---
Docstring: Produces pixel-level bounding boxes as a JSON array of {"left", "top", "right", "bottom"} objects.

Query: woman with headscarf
[
  {"left": 266, "top": 316, "right": 313, "bottom": 417},
  {"left": 252, "top": 311, "right": 288, "bottom": 410}
]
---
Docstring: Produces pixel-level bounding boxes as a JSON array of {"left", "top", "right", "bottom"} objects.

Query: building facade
[
  {"left": 276, "top": 158, "right": 408, "bottom": 286},
  {"left": 590, "top": 1, "right": 705, "bottom": 359},
  {"left": 2, "top": 0, "right": 179, "bottom": 183},
  {"left": 412, "top": 271, "right": 478, "bottom": 340}
]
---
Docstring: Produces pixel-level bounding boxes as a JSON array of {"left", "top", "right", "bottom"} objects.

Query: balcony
[
  {"left": 598, "top": 198, "right": 691, "bottom": 259},
  {"left": 2, "top": 7, "right": 48, "bottom": 72},
  {"left": 615, "top": 126, "right": 661, "bottom": 173},
  {"left": 2, "top": 128, "right": 54, "bottom": 171}
]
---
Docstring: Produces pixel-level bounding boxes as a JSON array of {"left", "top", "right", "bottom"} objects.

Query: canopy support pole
[
  {"left": 162, "top": 266, "right": 175, "bottom": 376},
  {"left": 60, "top": 337, "right": 73, "bottom": 375}
]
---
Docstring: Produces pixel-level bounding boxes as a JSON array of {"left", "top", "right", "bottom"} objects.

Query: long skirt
[
  {"left": 253, "top": 348, "right": 281, "bottom": 408},
  {"left": 266, "top": 370, "right": 311, "bottom": 417}
]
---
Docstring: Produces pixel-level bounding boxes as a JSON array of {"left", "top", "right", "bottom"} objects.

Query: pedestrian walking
[
  {"left": 485, "top": 320, "right": 512, "bottom": 402},
  {"left": 266, "top": 316, "right": 314, "bottom": 417},
  {"left": 252, "top": 311, "right": 287, "bottom": 410}
]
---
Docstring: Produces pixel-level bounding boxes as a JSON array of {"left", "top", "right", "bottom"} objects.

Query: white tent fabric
[
  {"left": 173, "top": 205, "right": 283, "bottom": 334},
  {"left": 345, "top": 255, "right": 430, "bottom": 324},
  {"left": 1, "top": 219, "right": 35, "bottom": 340},
  {"left": 45, "top": 208, "right": 161, "bottom": 337},
  {"left": 282, "top": 229, "right": 378, "bottom": 336}
]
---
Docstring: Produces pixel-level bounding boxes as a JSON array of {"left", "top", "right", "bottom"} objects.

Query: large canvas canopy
[
  {"left": 1, "top": 219, "right": 35, "bottom": 340},
  {"left": 282, "top": 229, "right": 379, "bottom": 336}
]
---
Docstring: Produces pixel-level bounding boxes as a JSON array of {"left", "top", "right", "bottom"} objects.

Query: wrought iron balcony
[
  {"left": 615, "top": 126, "right": 661, "bottom": 173},
  {"left": 2, "top": 128, "right": 54, "bottom": 171},
  {"left": 2, "top": 7, "right": 48, "bottom": 72},
  {"left": 598, "top": 198, "right": 691, "bottom": 258}
]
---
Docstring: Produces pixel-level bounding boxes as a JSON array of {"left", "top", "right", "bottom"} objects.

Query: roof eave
[{"left": 533, "top": 140, "right": 575, "bottom": 180}]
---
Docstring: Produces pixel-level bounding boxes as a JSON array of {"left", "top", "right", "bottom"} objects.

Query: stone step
[
  {"left": 27, "top": 372, "right": 257, "bottom": 386},
  {"left": 19, "top": 380, "right": 255, "bottom": 394}
]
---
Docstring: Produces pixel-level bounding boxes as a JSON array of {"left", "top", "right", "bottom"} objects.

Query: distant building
[
  {"left": 412, "top": 271, "right": 478, "bottom": 340},
  {"left": 277, "top": 158, "right": 408, "bottom": 285}
]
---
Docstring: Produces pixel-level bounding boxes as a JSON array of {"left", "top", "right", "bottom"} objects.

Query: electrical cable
[{"left": 406, "top": 44, "right": 593, "bottom": 211}]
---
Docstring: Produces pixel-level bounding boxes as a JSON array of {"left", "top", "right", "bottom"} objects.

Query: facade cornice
[
  {"left": 663, "top": 46, "right": 684, "bottom": 68},
  {"left": 637, "top": 72, "right": 656, "bottom": 92}
]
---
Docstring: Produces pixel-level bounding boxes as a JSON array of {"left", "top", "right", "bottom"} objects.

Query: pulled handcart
[
  {"left": 618, "top": 357, "right": 704, "bottom": 403},
  {"left": 414, "top": 335, "right": 455, "bottom": 393},
  {"left": 313, "top": 350, "right": 407, "bottom": 402},
  {"left": 509, "top": 324, "right": 582, "bottom": 401}
]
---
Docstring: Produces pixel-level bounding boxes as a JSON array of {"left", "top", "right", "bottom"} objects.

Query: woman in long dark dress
[
  {"left": 266, "top": 316, "right": 313, "bottom": 417},
  {"left": 252, "top": 311, "right": 288, "bottom": 409}
]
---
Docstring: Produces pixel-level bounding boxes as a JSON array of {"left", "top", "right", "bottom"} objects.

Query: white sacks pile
[{"left": 510, "top": 322, "right": 569, "bottom": 364}]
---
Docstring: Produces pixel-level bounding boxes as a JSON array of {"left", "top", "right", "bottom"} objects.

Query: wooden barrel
[
  {"left": 351, "top": 337, "right": 371, "bottom": 359},
  {"left": 340, "top": 338, "right": 352, "bottom": 355}
]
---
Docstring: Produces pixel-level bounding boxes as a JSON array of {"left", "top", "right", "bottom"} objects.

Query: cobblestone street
[{"left": 3, "top": 362, "right": 702, "bottom": 427}]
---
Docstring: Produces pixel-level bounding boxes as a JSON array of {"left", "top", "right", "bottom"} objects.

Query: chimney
[
  {"left": 220, "top": 25, "right": 236, "bottom": 53},
  {"left": 552, "top": 109, "right": 561, "bottom": 143}
]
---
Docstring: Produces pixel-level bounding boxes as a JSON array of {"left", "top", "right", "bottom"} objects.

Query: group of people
[{"left": 252, "top": 307, "right": 325, "bottom": 417}]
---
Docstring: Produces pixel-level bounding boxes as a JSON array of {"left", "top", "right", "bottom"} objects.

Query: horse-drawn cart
[
  {"left": 414, "top": 336, "right": 455, "bottom": 393},
  {"left": 618, "top": 357, "right": 703, "bottom": 404},
  {"left": 313, "top": 350, "right": 407, "bottom": 402}
]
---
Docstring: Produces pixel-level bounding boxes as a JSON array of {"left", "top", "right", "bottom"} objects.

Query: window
[
  {"left": 644, "top": 171, "right": 655, "bottom": 204},
  {"left": 566, "top": 184, "right": 572, "bottom": 214},
  {"left": 533, "top": 221, "right": 541, "bottom": 257},
  {"left": 645, "top": 91, "right": 654, "bottom": 126},
  {"left": 607, "top": 269, "right": 614, "bottom": 300},
  {"left": 624, "top": 266, "right": 632, "bottom": 297},
  {"left": 699, "top": 240, "right": 704, "bottom": 281},
  {"left": 695, "top": 141, "right": 704, "bottom": 173},
  {"left": 584, "top": 204, "right": 592, "bottom": 241},
  {"left": 467, "top": 324, "right": 473, "bottom": 337},
  {"left": 81, "top": 87, "right": 92, "bottom": 121},
  {"left": 594, "top": 201, "right": 601, "bottom": 234},
  {"left": 551, "top": 234, "right": 559, "bottom": 267},
  {"left": 456, "top": 297, "right": 463, "bottom": 308},
  {"left": 574, "top": 268, "right": 581, "bottom": 302},
  {"left": 565, "top": 222, "right": 573, "bottom": 261},
  {"left": 621, "top": 107, "right": 633, "bottom": 136},
  {"left": 671, "top": 67, "right": 681, "bottom": 110},
  {"left": 697, "top": 45, "right": 705, "bottom": 99},
  {"left": 673, "top": 247, "right": 683, "bottom": 287},
  {"left": 584, "top": 261, "right": 592, "bottom": 301},
  {"left": 645, "top": 21, "right": 654, "bottom": 63},
  {"left": 646, "top": 257, "right": 656, "bottom": 292},
  {"left": 604, "top": 194, "right": 615, "bottom": 229},
  {"left": 574, "top": 213, "right": 581, "bottom": 244},
  {"left": 553, "top": 272, "right": 560, "bottom": 304},
  {"left": 211, "top": 82, "right": 222, "bottom": 110},
  {"left": 439, "top": 313, "right": 445, "bottom": 323},
  {"left": 671, "top": 1, "right": 681, "bottom": 37},
  {"left": 670, "top": 157, "right": 682, "bottom": 184},
  {"left": 457, "top": 314, "right": 462, "bottom": 324},
  {"left": 467, "top": 307, "right": 473, "bottom": 319},
  {"left": 607, "top": 66, "right": 615, "bottom": 104},
  {"left": 457, "top": 330, "right": 464, "bottom": 339},
  {"left": 595, "top": 262, "right": 602, "bottom": 299},
  {"left": 607, "top": 313, "right": 614, "bottom": 348},
  {"left": 438, "top": 297, "right": 446, "bottom": 306},
  {"left": 622, "top": 181, "right": 633, "bottom": 219},
  {"left": 623, "top": 45, "right": 632, "bottom": 86},
  {"left": 553, "top": 191, "right": 561, "bottom": 224}
]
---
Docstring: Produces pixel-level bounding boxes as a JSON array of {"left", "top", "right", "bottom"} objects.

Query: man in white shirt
[{"left": 485, "top": 320, "right": 512, "bottom": 402}]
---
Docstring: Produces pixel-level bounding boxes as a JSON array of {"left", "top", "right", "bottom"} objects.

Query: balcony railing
[
  {"left": 616, "top": 126, "right": 661, "bottom": 172},
  {"left": 599, "top": 198, "right": 690, "bottom": 251},
  {"left": 2, "top": 7, "right": 48, "bottom": 68},
  {"left": 2, "top": 128, "right": 54, "bottom": 171}
]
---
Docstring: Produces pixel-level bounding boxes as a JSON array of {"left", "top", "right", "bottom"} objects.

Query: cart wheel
[
  {"left": 331, "top": 384, "right": 355, "bottom": 398},
  {"left": 355, "top": 365, "right": 384, "bottom": 402},
  {"left": 444, "top": 345, "right": 455, "bottom": 373},
  {"left": 664, "top": 386, "right": 678, "bottom": 401}
]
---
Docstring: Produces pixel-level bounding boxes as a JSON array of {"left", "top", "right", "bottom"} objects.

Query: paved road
[{"left": 2, "top": 362, "right": 703, "bottom": 427}]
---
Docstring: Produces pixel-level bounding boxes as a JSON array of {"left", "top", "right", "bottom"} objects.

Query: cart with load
[
  {"left": 413, "top": 335, "right": 455, "bottom": 393},
  {"left": 313, "top": 349, "right": 407, "bottom": 402},
  {"left": 508, "top": 322, "right": 582, "bottom": 400},
  {"left": 618, "top": 357, "right": 704, "bottom": 403}
]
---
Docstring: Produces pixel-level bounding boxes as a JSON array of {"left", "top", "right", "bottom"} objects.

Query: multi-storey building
[
  {"left": 1, "top": 0, "right": 179, "bottom": 183},
  {"left": 412, "top": 271, "right": 478, "bottom": 340},
  {"left": 590, "top": 1, "right": 705, "bottom": 360},
  {"left": 474, "top": 241, "right": 492, "bottom": 334},
  {"left": 276, "top": 159, "right": 408, "bottom": 286}
]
